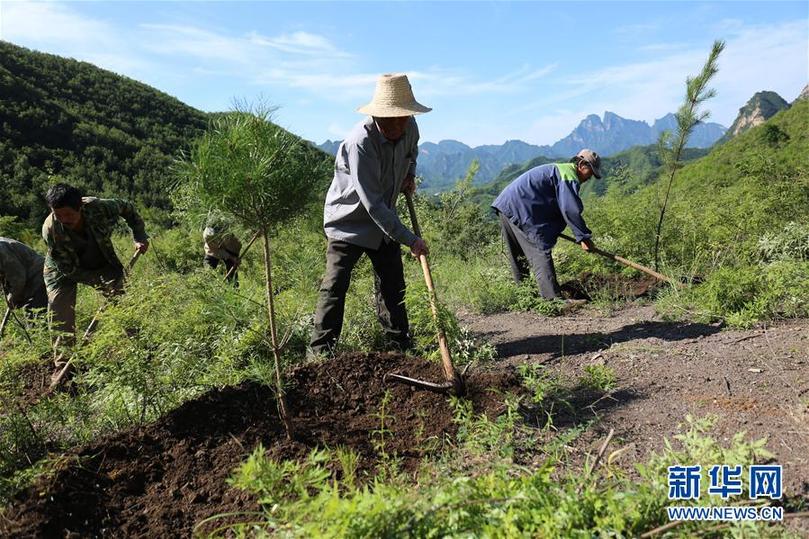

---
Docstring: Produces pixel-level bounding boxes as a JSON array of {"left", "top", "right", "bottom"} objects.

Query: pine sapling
[{"left": 654, "top": 40, "right": 725, "bottom": 270}]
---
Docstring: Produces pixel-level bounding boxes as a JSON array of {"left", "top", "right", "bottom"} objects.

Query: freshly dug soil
[
  {"left": 1, "top": 352, "right": 520, "bottom": 538},
  {"left": 6, "top": 359, "right": 52, "bottom": 411},
  {"left": 560, "top": 273, "right": 660, "bottom": 301}
]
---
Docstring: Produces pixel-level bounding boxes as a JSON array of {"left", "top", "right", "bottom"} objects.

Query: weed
[
  {"left": 371, "top": 390, "right": 394, "bottom": 465},
  {"left": 580, "top": 364, "right": 617, "bottom": 392}
]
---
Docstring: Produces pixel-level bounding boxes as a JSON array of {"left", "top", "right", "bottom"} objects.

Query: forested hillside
[{"left": 0, "top": 41, "right": 207, "bottom": 227}]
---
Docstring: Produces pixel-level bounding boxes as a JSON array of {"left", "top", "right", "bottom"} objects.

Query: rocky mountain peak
[{"left": 724, "top": 91, "right": 790, "bottom": 140}]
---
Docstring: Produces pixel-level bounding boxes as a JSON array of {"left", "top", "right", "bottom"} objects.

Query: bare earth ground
[{"left": 462, "top": 303, "right": 809, "bottom": 506}]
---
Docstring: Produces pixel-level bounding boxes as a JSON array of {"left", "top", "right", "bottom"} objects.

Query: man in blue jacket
[{"left": 492, "top": 149, "right": 601, "bottom": 301}]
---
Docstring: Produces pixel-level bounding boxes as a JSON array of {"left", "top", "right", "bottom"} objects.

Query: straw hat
[{"left": 357, "top": 73, "right": 431, "bottom": 117}]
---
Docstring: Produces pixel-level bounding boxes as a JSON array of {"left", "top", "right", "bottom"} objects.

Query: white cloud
[
  {"left": 327, "top": 122, "right": 350, "bottom": 139},
  {"left": 406, "top": 64, "right": 558, "bottom": 98},
  {"left": 613, "top": 22, "right": 661, "bottom": 35},
  {"left": 140, "top": 24, "right": 255, "bottom": 64},
  {"left": 711, "top": 20, "right": 809, "bottom": 120},
  {"left": 1, "top": 1, "right": 115, "bottom": 47},
  {"left": 0, "top": 1, "right": 151, "bottom": 75},
  {"left": 497, "top": 18, "right": 807, "bottom": 146},
  {"left": 248, "top": 31, "right": 351, "bottom": 58},
  {"left": 2, "top": 3, "right": 805, "bottom": 147}
]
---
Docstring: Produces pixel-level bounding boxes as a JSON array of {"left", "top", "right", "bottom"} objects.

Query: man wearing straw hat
[
  {"left": 309, "top": 73, "right": 430, "bottom": 357},
  {"left": 491, "top": 150, "right": 602, "bottom": 303}
]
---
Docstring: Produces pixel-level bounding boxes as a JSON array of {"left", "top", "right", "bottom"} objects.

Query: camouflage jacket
[
  {"left": 0, "top": 237, "right": 45, "bottom": 307},
  {"left": 42, "top": 197, "right": 148, "bottom": 290},
  {"left": 203, "top": 227, "right": 242, "bottom": 261}
]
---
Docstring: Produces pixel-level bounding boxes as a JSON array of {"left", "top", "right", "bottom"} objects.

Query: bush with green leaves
[
  {"left": 757, "top": 222, "right": 809, "bottom": 263},
  {"left": 410, "top": 160, "right": 498, "bottom": 261},
  {"left": 580, "top": 364, "right": 617, "bottom": 392},
  {"left": 657, "top": 260, "right": 809, "bottom": 327},
  {"left": 0, "top": 231, "right": 278, "bottom": 503},
  {"left": 221, "top": 409, "right": 792, "bottom": 538}
]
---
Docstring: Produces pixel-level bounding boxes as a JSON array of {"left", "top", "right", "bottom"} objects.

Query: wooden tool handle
[
  {"left": 558, "top": 233, "right": 681, "bottom": 287},
  {"left": 404, "top": 194, "right": 464, "bottom": 395}
]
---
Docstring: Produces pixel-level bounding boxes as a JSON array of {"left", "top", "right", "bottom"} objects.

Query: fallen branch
[{"left": 640, "top": 520, "right": 683, "bottom": 538}]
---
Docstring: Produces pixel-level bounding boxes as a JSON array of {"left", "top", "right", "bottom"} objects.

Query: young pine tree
[
  {"left": 175, "top": 103, "right": 329, "bottom": 438},
  {"left": 654, "top": 40, "right": 725, "bottom": 270}
]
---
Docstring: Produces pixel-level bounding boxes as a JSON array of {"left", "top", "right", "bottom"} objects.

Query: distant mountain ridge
[
  {"left": 551, "top": 112, "right": 726, "bottom": 157},
  {"left": 317, "top": 111, "right": 726, "bottom": 192}
]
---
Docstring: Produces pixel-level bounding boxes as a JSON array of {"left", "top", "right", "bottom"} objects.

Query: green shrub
[
  {"left": 222, "top": 412, "right": 790, "bottom": 538},
  {"left": 757, "top": 222, "right": 809, "bottom": 262},
  {"left": 658, "top": 260, "right": 809, "bottom": 327}
]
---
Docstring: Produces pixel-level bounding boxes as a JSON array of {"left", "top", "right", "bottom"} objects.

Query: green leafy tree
[
  {"left": 653, "top": 40, "right": 725, "bottom": 270},
  {"left": 174, "top": 103, "right": 328, "bottom": 437}
]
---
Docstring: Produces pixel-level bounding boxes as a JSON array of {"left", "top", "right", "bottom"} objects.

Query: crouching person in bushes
[
  {"left": 0, "top": 236, "right": 47, "bottom": 316},
  {"left": 203, "top": 221, "right": 241, "bottom": 286},
  {"left": 42, "top": 183, "right": 149, "bottom": 388}
]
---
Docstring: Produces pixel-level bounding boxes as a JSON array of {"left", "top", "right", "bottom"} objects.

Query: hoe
[
  {"left": 384, "top": 193, "right": 466, "bottom": 397},
  {"left": 558, "top": 233, "right": 681, "bottom": 287}
]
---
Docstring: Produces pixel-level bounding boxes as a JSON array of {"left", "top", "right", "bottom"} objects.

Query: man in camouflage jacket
[
  {"left": 42, "top": 184, "right": 149, "bottom": 355},
  {"left": 0, "top": 237, "right": 47, "bottom": 313}
]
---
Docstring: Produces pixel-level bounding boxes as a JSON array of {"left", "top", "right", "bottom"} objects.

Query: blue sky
[{"left": 1, "top": 1, "right": 807, "bottom": 147}]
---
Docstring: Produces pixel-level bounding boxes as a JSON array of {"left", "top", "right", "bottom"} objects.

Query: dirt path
[{"left": 461, "top": 303, "right": 809, "bottom": 500}]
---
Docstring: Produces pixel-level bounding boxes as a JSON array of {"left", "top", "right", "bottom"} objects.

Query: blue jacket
[{"left": 492, "top": 162, "right": 592, "bottom": 250}]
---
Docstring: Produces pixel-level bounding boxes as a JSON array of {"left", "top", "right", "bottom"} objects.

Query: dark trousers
[
  {"left": 310, "top": 239, "right": 410, "bottom": 356},
  {"left": 17, "top": 284, "right": 48, "bottom": 313},
  {"left": 498, "top": 212, "right": 562, "bottom": 300},
  {"left": 204, "top": 255, "right": 238, "bottom": 286}
]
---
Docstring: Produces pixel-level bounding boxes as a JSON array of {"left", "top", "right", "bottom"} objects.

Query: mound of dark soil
[
  {"left": 1, "top": 352, "right": 519, "bottom": 538},
  {"left": 560, "top": 272, "right": 660, "bottom": 301},
  {"left": 5, "top": 359, "right": 51, "bottom": 410}
]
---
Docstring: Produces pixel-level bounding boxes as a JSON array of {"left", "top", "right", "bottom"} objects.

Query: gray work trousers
[
  {"left": 310, "top": 239, "right": 410, "bottom": 356},
  {"left": 498, "top": 212, "right": 562, "bottom": 300}
]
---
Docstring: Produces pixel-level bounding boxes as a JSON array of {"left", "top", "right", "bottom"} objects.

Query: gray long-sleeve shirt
[
  {"left": 323, "top": 117, "right": 419, "bottom": 249},
  {"left": 0, "top": 237, "right": 46, "bottom": 307}
]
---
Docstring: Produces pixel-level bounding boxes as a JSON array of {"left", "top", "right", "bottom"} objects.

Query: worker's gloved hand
[
  {"left": 410, "top": 237, "right": 429, "bottom": 257},
  {"left": 580, "top": 238, "right": 594, "bottom": 252},
  {"left": 135, "top": 240, "right": 149, "bottom": 254}
]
